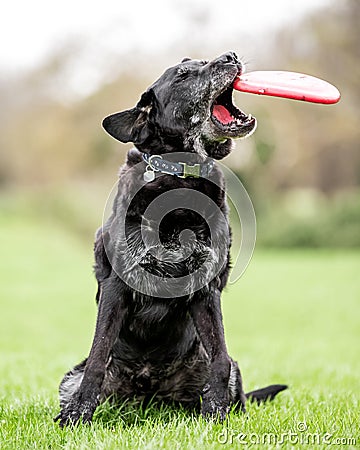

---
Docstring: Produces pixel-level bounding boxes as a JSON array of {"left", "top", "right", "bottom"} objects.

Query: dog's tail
[{"left": 245, "top": 384, "right": 288, "bottom": 404}]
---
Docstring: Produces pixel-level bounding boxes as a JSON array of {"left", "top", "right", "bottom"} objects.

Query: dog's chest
[
  {"left": 110, "top": 173, "right": 230, "bottom": 297},
  {"left": 125, "top": 210, "right": 213, "bottom": 275}
]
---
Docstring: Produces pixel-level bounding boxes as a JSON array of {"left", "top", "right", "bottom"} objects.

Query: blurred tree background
[{"left": 0, "top": 0, "right": 359, "bottom": 247}]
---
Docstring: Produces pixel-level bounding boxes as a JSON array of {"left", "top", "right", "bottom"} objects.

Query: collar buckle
[{"left": 178, "top": 162, "right": 201, "bottom": 178}]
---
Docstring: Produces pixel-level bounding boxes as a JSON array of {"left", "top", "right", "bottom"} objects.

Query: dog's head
[{"left": 103, "top": 52, "right": 256, "bottom": 160}]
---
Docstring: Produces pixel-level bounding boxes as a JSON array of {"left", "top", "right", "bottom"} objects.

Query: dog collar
[{"left": 142, "top": 153, "right": 214, "bottom": 182}]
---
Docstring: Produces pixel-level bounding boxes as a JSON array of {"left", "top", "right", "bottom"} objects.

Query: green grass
[{"left": 0, "top": 215, "right": 359, "bottom": 449}]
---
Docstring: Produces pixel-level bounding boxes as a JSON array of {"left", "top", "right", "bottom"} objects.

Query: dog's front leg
[
  {"left": 55, "top": 275, "right": 126, "bottom": 427},
  {"left": 191, "top": 288, "right": 233, "bottom": 421}
]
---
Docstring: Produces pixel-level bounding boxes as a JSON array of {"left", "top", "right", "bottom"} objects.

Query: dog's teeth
[{"left": 248, "top": 114, "right": 252, "bottom": 120}]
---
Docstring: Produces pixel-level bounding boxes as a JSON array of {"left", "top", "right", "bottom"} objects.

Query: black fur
[{"left": 55, "top": 52, "right": 286, "bottom": 427}]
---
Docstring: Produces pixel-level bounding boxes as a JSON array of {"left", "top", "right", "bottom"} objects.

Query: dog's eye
[
  {"left": 177, "top": 66, "right": 189, "bottom": 77},
  {"left": 200, "top": 60, "right": 209, "bottom": 65}
]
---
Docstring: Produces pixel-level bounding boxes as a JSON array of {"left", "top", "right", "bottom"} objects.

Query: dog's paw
[
  {"left": 54, "top": 393, "right": 99, "bottom": 427},
  {"left": 201, "top": 387, "right": 230, "bottom": 422},
  {"left": 201, "top": 399, "right": 230, "bottom": 422}
]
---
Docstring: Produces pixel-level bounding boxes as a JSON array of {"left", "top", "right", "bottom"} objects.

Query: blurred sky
[{"left": 2, "top": 0, "right": 330, "bottom": 74}]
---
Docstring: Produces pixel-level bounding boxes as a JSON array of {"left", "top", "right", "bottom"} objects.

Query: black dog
[{"left": 55, "top": 52, "right": 286, "bottom": 427}]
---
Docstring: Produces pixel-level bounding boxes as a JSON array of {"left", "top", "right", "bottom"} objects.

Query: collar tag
[{"left": 143, "top": 167, "right": 156, "bottom": 182}]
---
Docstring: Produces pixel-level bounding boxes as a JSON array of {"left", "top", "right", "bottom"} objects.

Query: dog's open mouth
[{"left": 211, "top": 86, "right": 256, "bottom": 138}]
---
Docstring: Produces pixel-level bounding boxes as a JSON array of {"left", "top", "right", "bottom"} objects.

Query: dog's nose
[
  {"left": 213, "top": 52, "right": 243, "bottom": 73},
  {"left": 216, "top": 52, "right": 239, "bottom": 64}
]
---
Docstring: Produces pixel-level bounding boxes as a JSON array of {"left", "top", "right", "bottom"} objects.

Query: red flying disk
[{"left": 233, "top": 71, "right": 341, "bottom": 104}]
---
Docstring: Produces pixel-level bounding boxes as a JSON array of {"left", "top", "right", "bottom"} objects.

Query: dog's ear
[
  {"left": 102, "top": 108, "right": 143, "bottom": 143},
  {"left": 102, "top": 91, "right": 154, "bottom": 144}
]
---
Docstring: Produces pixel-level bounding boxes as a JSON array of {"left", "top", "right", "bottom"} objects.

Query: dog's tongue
[{"left": 212, "top": 104, "right": 233, "bottom": 124}]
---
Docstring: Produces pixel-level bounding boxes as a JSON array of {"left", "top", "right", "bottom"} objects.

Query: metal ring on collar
[{"left": 147, "top": 154, "right": 163, "bottom": 172}]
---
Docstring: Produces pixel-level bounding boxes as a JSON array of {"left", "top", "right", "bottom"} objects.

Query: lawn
[{"left": 0, "top": 215, "right": 359, "bottom": 449}]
